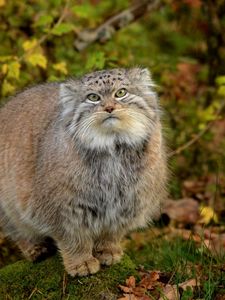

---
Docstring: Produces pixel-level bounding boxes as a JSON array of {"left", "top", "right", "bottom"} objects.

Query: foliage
[{"left": 0, "top": 1, "right": 224, "bottom": 188}]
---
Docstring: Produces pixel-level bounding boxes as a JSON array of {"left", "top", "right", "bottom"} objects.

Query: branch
[
  {"left": 74, "top": 0, "right": 161, "bottom": 51},
  {"left": 168, "top": 102, "right": 225, "bottom": 158}
]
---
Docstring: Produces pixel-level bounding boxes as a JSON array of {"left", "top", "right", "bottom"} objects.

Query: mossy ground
[{"left": 0, "top": 254, "right": 137, "bottom": 300}]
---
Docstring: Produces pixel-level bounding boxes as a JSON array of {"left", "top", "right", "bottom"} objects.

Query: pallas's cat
[{"left": 0, "top": 68, "right": 167, "bottom": 276}]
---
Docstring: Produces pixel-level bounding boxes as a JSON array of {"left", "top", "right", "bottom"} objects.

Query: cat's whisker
[{"left": 72, "top": 118, "right": 96, "bottom": 141}]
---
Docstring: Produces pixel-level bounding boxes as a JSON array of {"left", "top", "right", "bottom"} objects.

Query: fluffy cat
[{"left": 0, "top": 68, "right": 167, "bottom": 276}]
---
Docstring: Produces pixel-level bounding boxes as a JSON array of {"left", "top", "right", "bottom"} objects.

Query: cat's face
[{"left": 60, "top": 68, "right": 159, "bottom": 150}]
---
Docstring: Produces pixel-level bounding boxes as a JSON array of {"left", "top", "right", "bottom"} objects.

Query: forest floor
[{"left": 1, "top": 183, "right": 225, "bottom": 300}]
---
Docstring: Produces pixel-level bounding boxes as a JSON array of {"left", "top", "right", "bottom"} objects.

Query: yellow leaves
[
  {"left": 217, "top": 85, "right": 225, "bottom": 96},
  {"left": 200, "top": 205, "right": 218, "bottom": 224},
  {"left": 22, "top": 39, "right": 38, "bottom": 51},
  {"left": 216, "top": 75, "right": 225, "bottom": 96},
  {"left": 0, "top": 0, "right": 5, "bottom": 7},
  {"left": 22, "top": 39, "right": 47, "bottom": 69},
  {"left": 216, "top": 76, "right": 225, "bottom": 97},
  {"left": 2, "top": 80, "right": 15, "bottom": 97},
  {"left": 1, "top": 61, "right": 21, "bottom": 79},
  {"left": 7, "top": 61, "right": 21, "bottom": 79},
  {"left": 0, "top": 60, "right": 19, "bottom": 99},
  {"left": 1, "top": 60, "right": 21, "bottom": 96},
  {"left": 26, "top": 53, "right": 47, "bottom": 69},
  {"left": 1, "top": 64, "right": 8, "bottom": 74},
  {"left": 53, "top": 62, "right": 68, "bottom": 74}
]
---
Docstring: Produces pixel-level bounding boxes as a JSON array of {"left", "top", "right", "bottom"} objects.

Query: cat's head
[{"left": 59, "top": 68, "right": 160, "bottom": 151}]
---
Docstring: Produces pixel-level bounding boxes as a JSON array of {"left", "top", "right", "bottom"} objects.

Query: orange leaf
[
  {"left": 118, "top": 285, "right": 132, "bottom": 293},
  {"left": 126, "top": 276, "right": 136, "bottom": 288},
  {"left": 140, "top": 271, "right": 160, "bottom": 290},
  {"left": 132, "top": 286, "right": 146, "bottom": 297}
]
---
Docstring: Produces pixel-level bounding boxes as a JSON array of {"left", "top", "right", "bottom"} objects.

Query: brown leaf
[
  {"left": 171, "top": 228, "right": 202, "bottom": 243},
  {"left": 118, "top": 285, "right": 133, "bottom": 293},
  {"left": 126, "top": 276, "right": 136, "bottom": 288},
  {"left": 159, "top": 284, "right": 180, "bottom": 300},
  {"left": 132, "top": 286, "right": 146, "bottom": 297},
  {"left": 140, "top": 271, "right": 160, "bottom": 290},
  {"left": 204, "top": 233, "right": 225, "bottom": 255},
  {"left": 179, "top": 278, "right": 199, "bottom": 290},
  {"left": 117, "top": 294, "right": 138, "bottom": 300}
]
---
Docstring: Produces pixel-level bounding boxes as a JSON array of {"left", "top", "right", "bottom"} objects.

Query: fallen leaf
[
  {"left": 126, "top": 276, "right": 136, "bottom": 288},
  {"left": 179, "top": 278, "right": 199, "bottom": 290},
  {"left": 118, "top": 295, "right": 138, "bottom": 300},
  {"left": 118, "top": 285, "right": 133, "bottom": 294},
  {"left": 159, "top": 284, "right": 179, "bottom": 300},
  {"left": 140, "top": 271, "right": 160, "bottom": 290},
  {"left": 132, "top": 286, "right": 147, "bottom": 297},
  {"left": 199, "top": 205, "right": 218, "bottom": 224}
]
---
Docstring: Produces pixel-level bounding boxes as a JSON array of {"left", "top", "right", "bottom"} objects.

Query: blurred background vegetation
[
  {"left": 0, "top": 0, "right": 225, "bottom": 273},
  {"left": 0, "top": 0, "right": 224, "bottom": 198}
]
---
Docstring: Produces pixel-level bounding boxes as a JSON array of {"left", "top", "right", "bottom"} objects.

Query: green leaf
[
  {"left": 51, "top": 23, "right": 74, "bottom": 36},
  {"left": 218, "top": 85, "right": 225, "bottom": 96},
  {"left": 215, "top": 75, "right": 225, "bottom": 86},
  {"left": 0, "top": 55, "right": 15, "bottom": 62},
  {"left": 85, "top": 52, "right": 106, "bottom": 70},
  {"left": 35, "top": 15, "right": 53, "bottom": 27},
  {"left": 72, "top": 4, "right": 96, "bottom": 19}
]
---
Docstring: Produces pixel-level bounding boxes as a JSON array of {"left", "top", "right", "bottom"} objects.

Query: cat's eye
[
  {"left": 115, "top": 88, "right": 127, "bottom": 98},
  {"left": 87, "top": 93, "right": 100, "bottom": 102}
]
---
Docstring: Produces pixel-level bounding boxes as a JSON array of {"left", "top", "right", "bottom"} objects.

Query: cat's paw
[
  {"left": 66, "top": 257, "right": 100, "bottom": 277},
  {"left": 95, "top": 248, "right": 123, "bottom": 266}
]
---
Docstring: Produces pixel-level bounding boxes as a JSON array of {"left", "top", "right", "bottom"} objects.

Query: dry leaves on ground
[{"left": 118, "top": 272, "right": 199, "bottom": 300}]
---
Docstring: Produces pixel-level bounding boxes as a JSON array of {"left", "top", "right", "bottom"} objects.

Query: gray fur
[{"left": 0, "top": 68, "right": 167, "bottom": 276}]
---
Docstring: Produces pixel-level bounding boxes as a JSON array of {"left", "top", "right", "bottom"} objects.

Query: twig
[
  {"left": 28, "top": 288, "right": 37, "bottom": 300},
  {"left": 62, "top": 272, "right": 67, "bottom": 296},
  {"left": 168, "top": 102, "right": 225, "bottom": 158},
  {"left": 74, "top": 0, "right": 161, "bottom": 51}
]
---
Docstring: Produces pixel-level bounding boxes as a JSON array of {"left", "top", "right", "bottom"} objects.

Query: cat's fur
[{"left": 0, "top": 68, "right": 167, "bottom": 276}]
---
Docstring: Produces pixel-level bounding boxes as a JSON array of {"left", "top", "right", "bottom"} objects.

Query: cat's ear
[
  {"left": 59, "top": 80, "right": 80, "bottom": 120},
  {"left": 59, "top": 80, "right": 79, "bottom": 105},
  {"left": 127, "top": 68, "right": 155, "bottom": 88}
]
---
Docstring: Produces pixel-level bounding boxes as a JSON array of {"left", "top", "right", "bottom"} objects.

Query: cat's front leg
[
  {"left": 94, "top": 232, "right": 124, "bottom": 266},
  {"left": 56, "top": 233, "right": 100, "bottom": 277}
]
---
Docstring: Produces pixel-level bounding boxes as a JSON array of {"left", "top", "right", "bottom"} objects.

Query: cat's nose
[{"left": 104, "top": 106, "right": 115, "bottom": 113}]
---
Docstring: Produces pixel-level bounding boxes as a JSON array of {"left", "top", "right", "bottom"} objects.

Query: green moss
[{"left": 0, "top": 254, "right": 137, "bottom": 300}]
